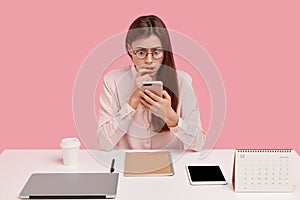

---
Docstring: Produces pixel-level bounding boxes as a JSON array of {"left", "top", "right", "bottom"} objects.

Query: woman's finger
[
  {"left": 162, "top": 90, "right": 171, "bottom": 100},
  {"left": 136, "top": 74, "right": 152, "bottom": 87},
  {"left": 139, "top": 91, "right": 155, "bottom": 105},
  {"left": 144, "top": 89, "right": 162, "bottom": 102},
  {"left": 140, "top": 97, "right": 151, "bottom": 109}
]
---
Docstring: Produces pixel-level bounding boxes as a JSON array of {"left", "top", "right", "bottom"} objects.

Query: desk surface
[{"left": 0, "top": 149, "right": 299, "bottom": 200}]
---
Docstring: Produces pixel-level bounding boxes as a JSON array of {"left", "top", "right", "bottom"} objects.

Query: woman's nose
[{"left": 144, "top": 53, "right": 153, "bottom": 64}]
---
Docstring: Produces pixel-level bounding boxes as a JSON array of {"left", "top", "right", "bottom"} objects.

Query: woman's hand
[
  {"left": 128, "top": 87, "right": 141, "bottom": 110},
  {"left": 135, "top": 66, "right": 154, "bottom": 87},
  {"left": 139, "top": 89, "right": 179, "bottom": 127},
  {"left": 128, "top": 66, "right": 154, "bottom": 109}
]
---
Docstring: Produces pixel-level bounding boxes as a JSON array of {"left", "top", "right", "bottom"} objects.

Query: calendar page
[{"left": 232, "top": 149, "right": 293, "bottom": 192}]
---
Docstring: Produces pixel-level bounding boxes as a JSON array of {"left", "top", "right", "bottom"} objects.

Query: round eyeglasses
[{"left": 131, "top": 47, "right": 164, "bottom": 60}]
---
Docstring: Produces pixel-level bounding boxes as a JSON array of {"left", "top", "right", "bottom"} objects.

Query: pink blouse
[{"left": 97, "top": 65, "right": 205, "bottom": 151}]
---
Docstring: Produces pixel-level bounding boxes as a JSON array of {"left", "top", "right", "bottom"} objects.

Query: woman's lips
[
  {"left": 144, "top": 66, "right": 156, "bottom": 70},
  {"left": 139, "top": 66, "right": 157, "bottom": 76}
]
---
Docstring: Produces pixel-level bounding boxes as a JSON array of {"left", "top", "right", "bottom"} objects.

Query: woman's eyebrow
[{"left": 135, "top": 45, "right": 163, "bottom": 49}]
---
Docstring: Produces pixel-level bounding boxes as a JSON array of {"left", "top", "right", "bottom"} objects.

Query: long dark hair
[{"left": 125, "top": 15, "right": 179, "bottom": 132}]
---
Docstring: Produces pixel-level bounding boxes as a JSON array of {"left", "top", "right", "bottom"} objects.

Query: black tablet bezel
[{"left": 186, "top": 165, "right": 227, "bottom": 185}]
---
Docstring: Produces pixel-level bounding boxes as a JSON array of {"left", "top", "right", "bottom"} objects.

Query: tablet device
[{"left": 186, "top": 165, "right": 227, "bottom": 185}]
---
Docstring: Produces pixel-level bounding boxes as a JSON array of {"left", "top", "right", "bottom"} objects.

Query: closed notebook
[{"left": 124, "top": 152, "right": 174, "bottom": 177}]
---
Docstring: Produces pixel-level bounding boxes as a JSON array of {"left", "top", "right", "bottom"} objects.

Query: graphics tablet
[{"left": 186, "top": 165, "right": 227, "bottom": 185}]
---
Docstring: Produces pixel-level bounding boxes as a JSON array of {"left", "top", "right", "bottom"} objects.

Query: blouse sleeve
[
  {"left": 169, "top": 72, "right": 206, "bottom": 151},
  {"left": 97, "top": 75, "right": 136, "bottom": 151}
]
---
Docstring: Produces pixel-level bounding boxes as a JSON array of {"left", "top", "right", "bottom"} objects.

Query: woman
[{"left": 97, "top": 15, "right": 205, "bottom": 151}]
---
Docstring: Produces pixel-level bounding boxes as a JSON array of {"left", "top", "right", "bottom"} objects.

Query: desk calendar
[{"left": 232, "top": 149, "right": 293, "bottom": 192}]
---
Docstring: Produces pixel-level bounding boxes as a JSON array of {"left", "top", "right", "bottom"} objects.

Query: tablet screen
[{"left": 186, "top": 165, "right": 227, "bottom": 185}]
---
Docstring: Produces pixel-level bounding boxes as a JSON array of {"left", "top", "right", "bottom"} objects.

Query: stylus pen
[{"left": 110, "top": 159, "right": 115, "bottom": 173}]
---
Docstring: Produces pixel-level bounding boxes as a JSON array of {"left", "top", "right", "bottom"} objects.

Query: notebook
[
  {"left": 124, "top": 151, "right": 174, "bottom": 177},
  {"left": 232, "top": 149, "right": 293, "bottom": 192},
  {"left": 19, "top": 173, "right": 119, "bottom": 199}
]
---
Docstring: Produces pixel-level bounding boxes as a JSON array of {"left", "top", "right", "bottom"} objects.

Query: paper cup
[{"left": 60, "top": 137, "right": 81, "bottom": 166}]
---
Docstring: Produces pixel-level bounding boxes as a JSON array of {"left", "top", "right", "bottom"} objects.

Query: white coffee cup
[{"left": 60, "top": 137, "right": 81, "bottom": 166}]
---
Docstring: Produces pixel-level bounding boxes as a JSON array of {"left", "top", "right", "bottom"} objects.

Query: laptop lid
[{"left": 19, "top": 173, "right": 119, "bottom": 199}]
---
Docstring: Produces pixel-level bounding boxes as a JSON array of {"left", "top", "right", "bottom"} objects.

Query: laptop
[{"left": 19, "top": 173, "right": 119, "bottom": 199}]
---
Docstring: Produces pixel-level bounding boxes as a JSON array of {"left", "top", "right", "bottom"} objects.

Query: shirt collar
[{"left": 130, "top": 64, "right": 137, "bottom": 78}]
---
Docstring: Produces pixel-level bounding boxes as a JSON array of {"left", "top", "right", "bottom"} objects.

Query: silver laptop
[{"left": 19, "top": 173, "right": 119, "bottom": 199}]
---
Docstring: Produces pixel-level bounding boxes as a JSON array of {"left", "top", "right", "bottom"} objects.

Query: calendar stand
[{"left": 232, "top": 149, "right": 293, "bottom": 192}]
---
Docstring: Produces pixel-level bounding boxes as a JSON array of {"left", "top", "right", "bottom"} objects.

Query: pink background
[{"left": 1, "top": 1, "right": 299, "bottom": 154}]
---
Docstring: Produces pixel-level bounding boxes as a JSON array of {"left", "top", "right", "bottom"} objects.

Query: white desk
[{"left": 0, "top": 149, "right": 299, "bottom": 200}]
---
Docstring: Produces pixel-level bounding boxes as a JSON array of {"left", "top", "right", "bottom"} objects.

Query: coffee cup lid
[{"left": 60, "top": 137, "right": 81, "bottom": 148}]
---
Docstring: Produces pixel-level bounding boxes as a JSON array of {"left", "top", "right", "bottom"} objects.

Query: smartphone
[
  {"left": 186, "top": 165, "right": 227, "bottom": 185},
  {"left": 142, "top": 81, "right": 163, "bottom": 97}
]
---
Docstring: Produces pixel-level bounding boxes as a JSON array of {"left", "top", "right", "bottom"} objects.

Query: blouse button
[{"left": 144, "top": 140, "right": 151, "bottom": 148}]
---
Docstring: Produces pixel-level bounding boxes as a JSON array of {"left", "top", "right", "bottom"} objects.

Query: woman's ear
[{"left": 127, "top": 43, "right": 133, "bottom": 56}]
